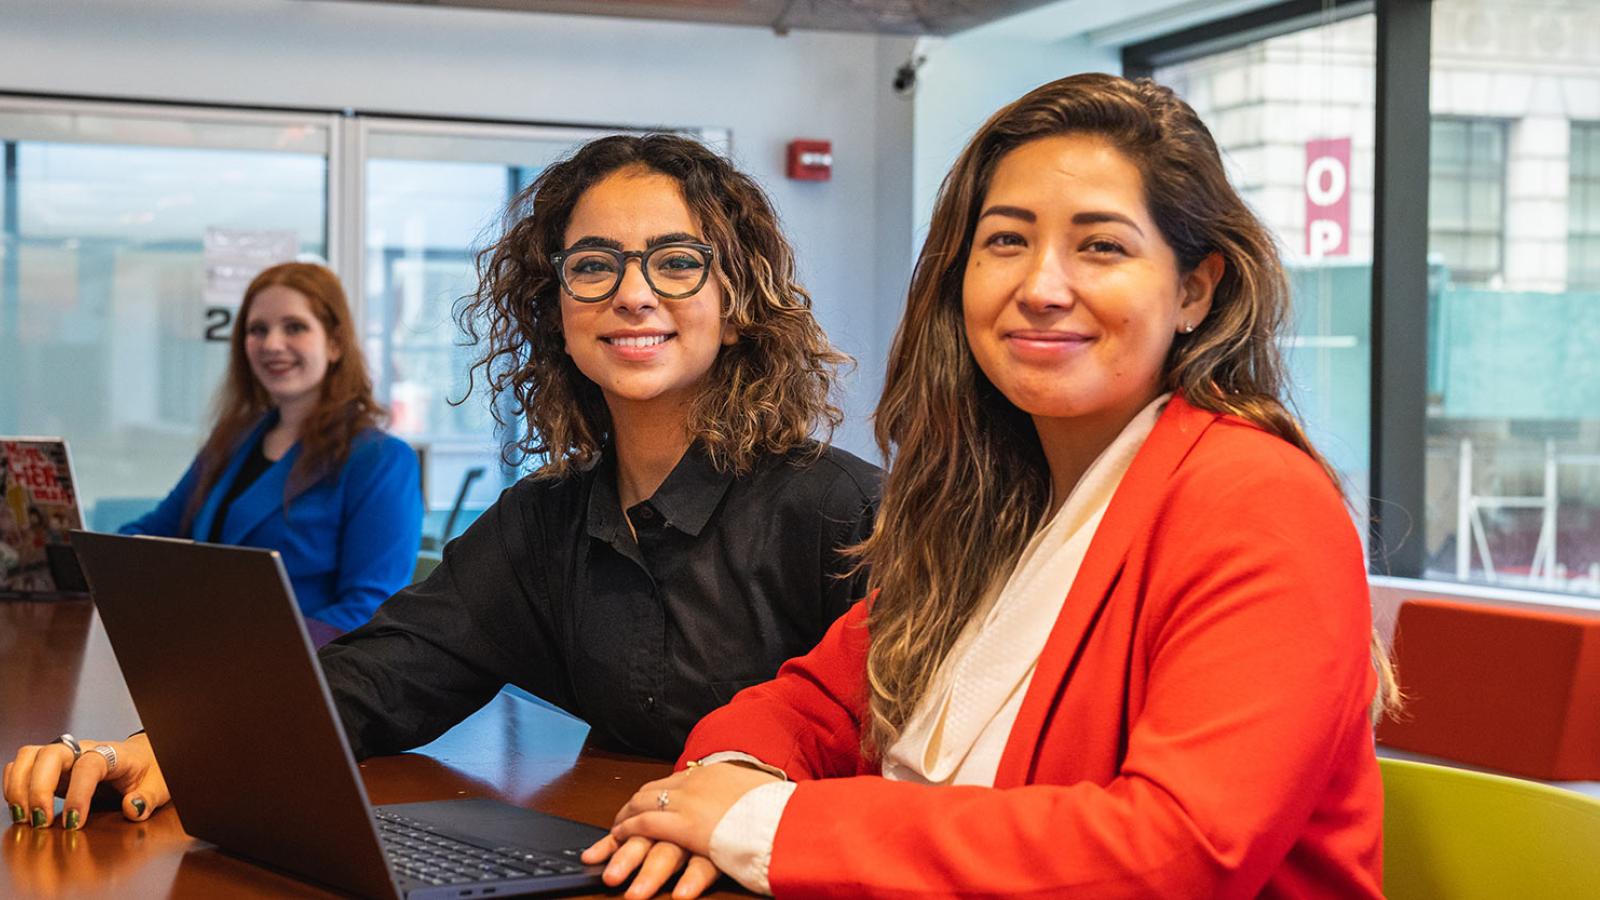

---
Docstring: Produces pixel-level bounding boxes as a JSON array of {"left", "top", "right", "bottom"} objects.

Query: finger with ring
[
  {"left": 656, "top": 789, "right": 670, "bottom": 811},
  {"left": 91, "top": 744, "right": 117, "bottom": 772},
  {"left": 52, "top": 734, "right": 83, "bottom": 763}
]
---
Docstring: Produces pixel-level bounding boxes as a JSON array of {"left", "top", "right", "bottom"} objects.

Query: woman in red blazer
[{"left": 586, "top": 73, "right": 1397, "bottom": 899}]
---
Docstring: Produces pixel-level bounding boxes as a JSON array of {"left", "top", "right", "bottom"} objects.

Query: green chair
[{"left": 1381, "top": 756, "right": 1600, "bottom": 899}]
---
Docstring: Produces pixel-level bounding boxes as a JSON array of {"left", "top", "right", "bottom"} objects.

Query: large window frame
[
  {"left": 1125, "top": 0, "right": 1434, "bottom": 581},
  {"left": 0, "top": 92, "right": 726, "bottom": 527}
]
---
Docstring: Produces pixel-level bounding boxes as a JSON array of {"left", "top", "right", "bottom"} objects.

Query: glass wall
[
  {"left": 361, "top": 123, "right": 610, "bottom": 539},
  {"left": 0, "top": 97, "right": 718, "bottom": 540},
  {"left": 0, "top": 102, "right": 330, "bottom": 529},
  {"left": 1157, "top": 12, "right": 1378, "bottom": 522},
  {"left": 1423, "top": 0, "right": 1600, "bottom": 595}
]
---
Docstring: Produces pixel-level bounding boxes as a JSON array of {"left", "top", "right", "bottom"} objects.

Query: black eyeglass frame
[{"left": 550, "top": 241, "right": 717, "bottom": 303}]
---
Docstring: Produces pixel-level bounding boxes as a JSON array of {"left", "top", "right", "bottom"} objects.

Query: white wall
[
  {"left": 0, "top": 0, "right": 916, "bottom": 458},
  {"left": 909, "top": 35, "right": 1122, "bottom": 249}
]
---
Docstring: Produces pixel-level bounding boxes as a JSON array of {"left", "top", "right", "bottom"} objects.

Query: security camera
[
  {"left": 893, "top": 41, "right": 927, "bottom": 96},
  {"left": 893, "top": 61, "right": 920, "bottom": 94}
]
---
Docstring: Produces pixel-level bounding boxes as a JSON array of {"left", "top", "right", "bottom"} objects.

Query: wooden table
[{"left": 0, "top": 599, "right": 742, "bottom": 898}]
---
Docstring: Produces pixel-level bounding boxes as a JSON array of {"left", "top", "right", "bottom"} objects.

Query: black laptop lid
[{"left": 70, "top": 531, "right": 401, "bottom": 900}]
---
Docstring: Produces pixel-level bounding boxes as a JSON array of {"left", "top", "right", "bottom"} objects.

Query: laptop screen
[{"left": 1, "top": 437, "right": 87, "bottom": 598}]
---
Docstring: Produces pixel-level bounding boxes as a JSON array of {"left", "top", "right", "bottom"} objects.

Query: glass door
[
  {"left": 0, "top": 99, "right": 333, "bottom": 529},
  {"left": 360, "top": 120, "right": 615, "bottom": 541}
]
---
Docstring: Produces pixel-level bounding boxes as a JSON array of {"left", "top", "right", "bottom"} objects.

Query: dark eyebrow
[
  {"left": 566, "top": 236, "right": 623, "bottom": 251},
  {"left": 977, "top": 204, "right": 1035, "bottom": 224},
  {"left": 646, "top": 232, "right": 702, "bottom": 248},
  {"left": 1073, "top": 211, "right": 1144, "bottom": 236},
  {"left": 564, "top": 233, "right": 702, "bottom": 252}
]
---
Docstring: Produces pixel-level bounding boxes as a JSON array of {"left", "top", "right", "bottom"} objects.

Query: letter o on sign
[{"left": 1306, "top": 156, "right": 1347, "bottom": 207}]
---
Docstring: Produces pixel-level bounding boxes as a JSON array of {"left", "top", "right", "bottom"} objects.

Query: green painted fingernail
[
  {"left": 31, "top": 807, "right": 46, "bottom": 828},
  {"left": 132, "top": 797, "right": 146, "bottom": 817},
  {"left": 8, "top": 803, "right": 23, "bottom": 823},
  {"left": 65, "top": 809, "right": 80, "bottom": 830}
]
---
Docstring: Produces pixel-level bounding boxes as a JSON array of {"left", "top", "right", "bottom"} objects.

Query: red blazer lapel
[{"left": 993, "top": 395, "right": 1221, "bottom": 787}]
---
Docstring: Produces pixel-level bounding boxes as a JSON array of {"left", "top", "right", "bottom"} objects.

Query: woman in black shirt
[{"left": 5, "top": 134, "right": 880, "bottom": 834}]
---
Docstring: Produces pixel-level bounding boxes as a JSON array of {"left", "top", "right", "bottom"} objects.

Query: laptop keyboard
[{"left": 375, "top": 809, "right": 589, "bottom": 887}]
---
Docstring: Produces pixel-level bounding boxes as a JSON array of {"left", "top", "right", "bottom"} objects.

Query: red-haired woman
[{"left": 119, "top": 261, "right": 422, "bottom": 646}]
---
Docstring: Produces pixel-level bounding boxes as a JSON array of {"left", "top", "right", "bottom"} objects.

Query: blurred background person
[{"left": 120, "top": 261, "right": 422, "bottom": 645}]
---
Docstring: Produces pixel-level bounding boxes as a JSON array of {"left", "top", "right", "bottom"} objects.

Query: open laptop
[
  {"left": 69, "top": 531, "right": 608, "bottom": 900},
  {"left": 0, "top": 437, "right": 89, "bottom": 599}
]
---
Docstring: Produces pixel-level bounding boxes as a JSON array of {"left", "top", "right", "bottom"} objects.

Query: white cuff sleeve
[
  {"left": 694, "top": 751, "right": 789, "bottom": 781},
  {"left": 707, "top": 780, "right": 797, "bottom": 897}
]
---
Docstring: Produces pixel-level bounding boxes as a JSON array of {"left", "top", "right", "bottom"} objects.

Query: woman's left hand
[{"left": 582, "top": 763, "right": 780, "bottom": 897}]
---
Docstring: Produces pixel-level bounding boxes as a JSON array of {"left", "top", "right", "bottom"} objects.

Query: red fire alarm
[{"left": 786, "top": 140, "right": 832, "bottom": 181}]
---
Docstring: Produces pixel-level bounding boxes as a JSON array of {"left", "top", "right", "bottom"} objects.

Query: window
[
  {"left": 1423, "top": 0, "right": 1600, "bottom": 596},
  {"left": 1134, "top": 0, "right": 1600, "bottom": 599},
  {"left": 1572, "top": 122, "right": 1600, "bottom": 291},
  {"left": 1429, "top": 117, "right": 1507, "bottom": 287},
  {"left": 361, "top": 122, "right": 615, "bottom": 537},
  {"left": 0, "top": 101, "right": 330, "bottom": 526},
  {"left": 1156, "top": 12, "right": 1378, "bottom": 522},
  {"left": 1, "top": 96, "right": 725, "bottom": 538}
]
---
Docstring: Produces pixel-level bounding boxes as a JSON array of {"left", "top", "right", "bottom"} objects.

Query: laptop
[
  {"left": 0, "top": 437, "right": 89, "bottom": 599},
  {"left": 69, "top": 531, "right": 609, "bottom": 900}
]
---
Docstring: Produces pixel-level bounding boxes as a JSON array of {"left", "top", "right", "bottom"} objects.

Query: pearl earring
[{"left": 1182, "top": 322, "right": 1196, "bottom": 334}]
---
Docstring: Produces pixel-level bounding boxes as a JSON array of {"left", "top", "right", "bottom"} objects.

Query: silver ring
[
  {"left": 656, "top": 789, "right": 669, "bottom": 811},
  {"left": 53, "top": 734, "right": 82, "bottom": 762},
  {"left": 92, "top": 744, "right": 117, "bottom": 772}
]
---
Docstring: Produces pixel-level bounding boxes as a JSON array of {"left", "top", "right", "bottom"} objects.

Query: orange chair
[{"left": 1376, "top": 598, "right": 1600, "bottom": 781}]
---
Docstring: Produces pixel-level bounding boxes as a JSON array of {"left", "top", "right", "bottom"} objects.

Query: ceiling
[{"left": 313, "top": 0, "right": 1065, "bottom": 36}]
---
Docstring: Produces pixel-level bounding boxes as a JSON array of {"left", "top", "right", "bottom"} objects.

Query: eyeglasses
[{"left": 550, "top": 241, "right": 716, "bottom": 303}]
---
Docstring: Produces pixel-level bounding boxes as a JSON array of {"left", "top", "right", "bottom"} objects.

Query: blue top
[{"left": 120, "top": 414, "right": 424, "bottom": 634}]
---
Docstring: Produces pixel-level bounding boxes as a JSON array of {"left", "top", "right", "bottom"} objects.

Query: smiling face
[
  {"left": 559, "top": 166, "right": 735, "bottom": 420},
  {"left": 962, "top": 134, "right": 1219, "bottom": 439},
  {"left": 244, "top": 284, "right": 340, "bottom": 413}
]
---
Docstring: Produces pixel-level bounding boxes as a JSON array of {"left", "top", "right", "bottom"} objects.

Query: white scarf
[{"left": 882, "top": 394, "right": 1170, "bottom": 786}]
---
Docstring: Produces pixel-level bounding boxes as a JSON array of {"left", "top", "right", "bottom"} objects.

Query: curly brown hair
[
  {"left": 184, "top": 262, "right": 385, "bottom": 531},
  {"left": 861, "top": 73, "right": 1398, "bottom": 756},
  {"left": 457, "top": 133, "right": 850, "bottom": 476}
]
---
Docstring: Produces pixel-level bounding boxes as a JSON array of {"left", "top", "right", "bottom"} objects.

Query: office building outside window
[
  {"left": 1429, "top": 117, "right": 1507, "bottom": 287},
  {"left": 1572, "top": 121, "right": 1600, "bottom": 291},
  {"left": 1423, "top": 0, "right": 1600, "bottom": 597},
  {"left": 1154, "top": 0, "right": 1600, "bottom": 597}
]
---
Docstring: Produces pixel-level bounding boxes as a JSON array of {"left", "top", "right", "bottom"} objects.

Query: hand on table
[
  {"left": 582, "top": 761, "right": 781, "bottom": 899},
  {"left": 4, "top": 733, "right": 169, "bottom": 830}
]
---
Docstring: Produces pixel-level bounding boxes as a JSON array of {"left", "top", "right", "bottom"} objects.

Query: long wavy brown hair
[
  {"left": 861, "top": 73, "right": 1399, "bottom": 756},
  {"left": 458, "top": 133, "right": 848, "bottom": 475},
  {"left": 183, "top": 262, "right": 385, "bottom": 532}
]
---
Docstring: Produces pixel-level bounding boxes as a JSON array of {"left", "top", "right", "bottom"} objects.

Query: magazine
[{"left": 0, "top": 438, "right": 86, "bottom": 597}]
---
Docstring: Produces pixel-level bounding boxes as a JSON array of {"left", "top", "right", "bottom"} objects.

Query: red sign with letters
[{"left": 1304, "top": 137, "right": 1351, "bottom": 258}]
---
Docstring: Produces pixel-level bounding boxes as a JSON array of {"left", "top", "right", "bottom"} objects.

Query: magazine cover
[{"left": 0, "top": 438, "right": 86, "bottom": 597}]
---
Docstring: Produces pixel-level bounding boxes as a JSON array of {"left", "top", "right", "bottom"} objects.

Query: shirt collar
[{"left": 584, "top": 441, "right": 735, "bottom": 540}]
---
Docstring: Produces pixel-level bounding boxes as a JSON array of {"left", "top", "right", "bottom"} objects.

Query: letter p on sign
[{"left": 1305, "top": 137, "right": 1351, "bottom": 259}]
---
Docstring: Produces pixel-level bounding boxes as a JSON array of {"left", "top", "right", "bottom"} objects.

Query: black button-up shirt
[{"left": 319, "top": 441, "right": 881, "bottom": 760}]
